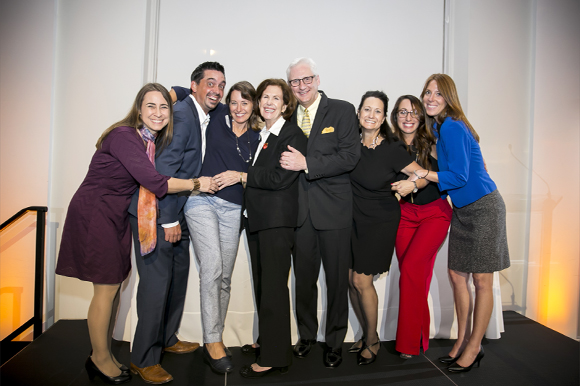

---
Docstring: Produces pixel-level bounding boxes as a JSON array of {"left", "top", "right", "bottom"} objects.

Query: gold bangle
[
  {"left": 240, "top": 172, "right": 243, "bottom": 184},
  {"left": 190, "top": 178, "right": 200, "bottom": 191}
]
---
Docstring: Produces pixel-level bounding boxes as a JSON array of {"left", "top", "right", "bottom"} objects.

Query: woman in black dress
[{"left": 348, "top": 91, "right": 425, "bottom": 365}]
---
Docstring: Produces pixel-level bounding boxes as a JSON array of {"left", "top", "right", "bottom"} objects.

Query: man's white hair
[{"left": 286, "top": 57, "right": 318, "bottom": 80}]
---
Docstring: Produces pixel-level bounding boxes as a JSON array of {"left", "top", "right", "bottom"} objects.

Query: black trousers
[
  {"left": 129, "top": 214, "right": 190, "bottom": 368},
  {"left": 245, "top": 222, "right": 294, "bottom": 368},
  {"left": 293, "top": 212, "right": 351, "bottom": 349}
]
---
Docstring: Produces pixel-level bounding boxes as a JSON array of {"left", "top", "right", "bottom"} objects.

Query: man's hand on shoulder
[{"left": 280, "top": 145, "right": 307, "bottom": 171}]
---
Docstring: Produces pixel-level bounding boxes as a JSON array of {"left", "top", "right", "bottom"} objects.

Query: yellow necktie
[{"left": 301, "top": 109, "right": 311, "bottom": 138}]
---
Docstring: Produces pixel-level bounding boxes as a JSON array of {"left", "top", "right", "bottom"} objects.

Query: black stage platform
[{"left": 1, "top": 311, "right": 578, "bottom": 386}]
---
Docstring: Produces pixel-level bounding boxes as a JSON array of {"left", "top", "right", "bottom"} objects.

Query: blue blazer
[
  {"left": 435, "top": 117, "right": 496, "bottom": 208},
  {"left": 129, "top": 96, "right": 203, "bottom": 224}
]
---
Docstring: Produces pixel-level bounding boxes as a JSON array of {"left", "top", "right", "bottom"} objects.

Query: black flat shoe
[
  {"left": 85, "top": 356, "right": 131, "bottom": 384},
  {"left": 324, "top": 347, "right": 343, "bottom": 368},
  {"left": 438, "top": 355, "right": 458, "bottom": 364},
  {"left": 357, "top": 341, "right": 380, "bottom": 366},
  {"left": 203, "top": 345, "right": 234, "bottom": 374},
  {"left": 241, "top": 344, "right": 258, "bottom": 355},
  {"left": 239, "top": 364, "right": 288, "bottom": 378},
  {"left": 348, "top": 338, "right": 365, "bottom": 354},
  {"left": 293, "top": 339, "right": 317, "bottom": 358},
  {"left": 448, "top": 347, "right": 484, "bottom": 373},
  {"left": 89, "top": 350, "right": 129, "bottom": 374}
]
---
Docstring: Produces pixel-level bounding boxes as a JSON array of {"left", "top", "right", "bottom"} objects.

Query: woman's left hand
[
  {"left": 391, "top": 180, "right": 414, "bottom": 197},
  {"left": 214, "top": 170, "right": 242, "bottom": 190}
]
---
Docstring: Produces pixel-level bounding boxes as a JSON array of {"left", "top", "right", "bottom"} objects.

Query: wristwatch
[{"left": 412, "top": 181, "right": 418, "bottom": 193}]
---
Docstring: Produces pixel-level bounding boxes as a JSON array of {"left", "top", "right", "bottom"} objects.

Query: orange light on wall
[{"left": 0, "top": 215, "right": 37, "bottom": 341}]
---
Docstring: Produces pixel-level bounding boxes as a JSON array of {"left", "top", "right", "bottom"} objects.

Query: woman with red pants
[{"left": 390, "top": 95, "right": 452, "bottom": 359}]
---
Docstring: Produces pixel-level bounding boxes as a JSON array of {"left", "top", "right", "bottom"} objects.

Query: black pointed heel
[
  {"left": 89, "top": 349, "right": 129, "bottom": 374},
  {"left": 239, "top": 364, "right": 288, "bottom": 378},
  {"left": 357, "top": 340, "right": 380, "bottom": 365},
  {"left": 439, "top": 355, "right": 458, "bottom": 364},
  {"left": 85, "top": 356, "right": 131, "bottom": 384},
  {"left": 348, "top": 337, "right": 365, "bottom": 354},
  {"left": 448, "top": 347, "right": 484, "bottom": 373}
]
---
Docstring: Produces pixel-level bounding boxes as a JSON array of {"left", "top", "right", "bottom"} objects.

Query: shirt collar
[
  {"left": 190, "top": 94, "right": 209, "bottom": 126},
  {"left": 267, "top": 116, "right": 286, "bottom": 136},
  {"left": 298, "top": 92, "right": 321, "bottom": 115}
]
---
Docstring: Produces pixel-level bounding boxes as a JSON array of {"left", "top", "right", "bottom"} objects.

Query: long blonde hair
[
  {"left": 96, "top": 83, "right": 174, "bottom": 154},
  {"left": 420, "top": 74, "right": 480, "bottom": 142}
]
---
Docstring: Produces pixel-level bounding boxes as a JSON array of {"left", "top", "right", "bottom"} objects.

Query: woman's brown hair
[
  {"left": 420, "top": 73, "right": 480, "bottom": 142},
  {"left": 96, "top": 83, "right": 174, "bottom": 154},
  {"left": 225, "top": 81, "right": 262, "bottom": 132},
  {"left": 254, "top": 78, "right": 297, "bottom": 121},
  {"left": 390, "top": 95, "right": 435, "bottom": 170}
]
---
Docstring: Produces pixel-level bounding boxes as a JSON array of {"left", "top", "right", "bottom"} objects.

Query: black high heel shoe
[
  {"left": 85, "top": 356, "right": 131, "bottom": 384},
  {"left": 448, "top": 347, "right": 484, "bottom": 373},
  {"left": 89, "top": 349, "right": 129, "bottom": 374},
  {"left": 357, "top": 341, "right": 380, "bottom": 365},
  {"left": 348, "top": 337, "right": 365, "bottom": 353},
  {"left": 438, "top": 354, "right": 459, "bottom": 364},
  {"left": 202, "top": 345, "right": 234, "bottom": 374},
  {"left": 239, "top": 364, "right": 288, "bottom": 378}
]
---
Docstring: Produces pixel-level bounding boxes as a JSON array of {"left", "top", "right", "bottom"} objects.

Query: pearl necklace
[{"left": 360, "top": 132, "right": 381, "bottom": 149}]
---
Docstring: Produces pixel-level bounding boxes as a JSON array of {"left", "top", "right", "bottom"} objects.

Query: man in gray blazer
[
  {"left": 281, "top": 57, "right": 360, "bottom": 368},
  {"left": 129, "top": 62, "right": 222, "bottom": 384}
]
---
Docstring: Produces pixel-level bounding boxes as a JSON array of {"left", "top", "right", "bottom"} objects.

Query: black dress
[{"left": 350, "top": 138, "right": 414, "bottom": 275}]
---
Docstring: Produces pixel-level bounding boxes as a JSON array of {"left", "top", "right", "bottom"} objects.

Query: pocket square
[{"left": 321, "top": 126, "right": 335, "bottom": 134}]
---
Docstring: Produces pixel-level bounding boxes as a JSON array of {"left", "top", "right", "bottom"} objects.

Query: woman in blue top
[{"left": 412, "top": 74, "right": 510, "bottom": 373}]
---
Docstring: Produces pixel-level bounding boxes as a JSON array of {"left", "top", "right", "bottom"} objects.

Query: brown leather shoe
[
  {"left": 130, "top": 363, "right": 173, "bottom": 384},
  {"left": 163, "top": 340, "right": 200, "bottom": 354}
]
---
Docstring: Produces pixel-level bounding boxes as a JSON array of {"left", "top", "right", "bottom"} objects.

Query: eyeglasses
[
  {"left": 397, "top": 109, "right": 419, "bottom": 119},
  {"left": 288, "top": 75, "right": 317, "bottom": 87}
]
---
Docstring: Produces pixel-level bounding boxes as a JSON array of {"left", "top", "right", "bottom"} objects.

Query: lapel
[
  {"left": 307, "top": 91, "right": 329, "bottom": 151},
  {"left": 185, "top": 97, "right": 201, "bottom": 133}
]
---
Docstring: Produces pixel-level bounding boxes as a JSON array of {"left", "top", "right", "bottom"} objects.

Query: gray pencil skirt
[{"left": 448, "top": 189, "right": 510, "bottom": 273}]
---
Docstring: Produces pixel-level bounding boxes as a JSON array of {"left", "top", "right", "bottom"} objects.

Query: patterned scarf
[{"left": 137, "top": 126, "right": 157, "bottom": 256}]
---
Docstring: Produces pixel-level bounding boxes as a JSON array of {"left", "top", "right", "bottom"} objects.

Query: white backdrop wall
[
  {"left": 2, "top": 0, "right": 578, "bottom": 344},
  {"left": 51, "top": 0, "right": 149, "bottom": 322},
  {"left": 0, "top": 0, "right": 56, "bottom": 339},
  {"left": 526, "top": 0, "right": 579, "bottom": 339},
  {"left": 146, "top": 0, "right": 460, "bottom": 345}
]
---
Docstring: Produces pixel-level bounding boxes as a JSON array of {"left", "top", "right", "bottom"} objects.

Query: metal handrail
[{"left": 1, "top": 206, "right": 47, "bottom": 342}]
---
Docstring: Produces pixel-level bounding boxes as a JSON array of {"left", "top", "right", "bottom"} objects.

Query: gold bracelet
[
  {"left": 190, "top": 178, "right": 200, "bottom": 191},
  {"left": 239, "top": 172, "right": 243, "bottom": 184}
]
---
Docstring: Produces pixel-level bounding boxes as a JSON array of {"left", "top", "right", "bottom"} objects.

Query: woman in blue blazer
[{"left": 412, "top": 74, "right": 510, "bottom": 373}]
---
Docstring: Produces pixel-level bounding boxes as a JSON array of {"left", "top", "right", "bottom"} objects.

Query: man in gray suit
[{"left": 281, "top": 57, "right": 360, "bottom": 368}]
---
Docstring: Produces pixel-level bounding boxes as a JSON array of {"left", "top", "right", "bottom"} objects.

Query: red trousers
[{"left": 395, "top": 198, "right": 452, "bottom": 355}]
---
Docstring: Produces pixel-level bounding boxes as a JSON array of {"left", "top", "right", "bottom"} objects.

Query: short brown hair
[
  {"left": 225, "top": 81, "right": 262, "bottom": 132},
  {"left": 254, "top": 78, "right": 296, "bottom": 121}
]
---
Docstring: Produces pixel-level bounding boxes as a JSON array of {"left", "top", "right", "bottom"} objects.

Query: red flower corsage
[{"left": 262, "top": 143, "right": 268, "bottom": 150}]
